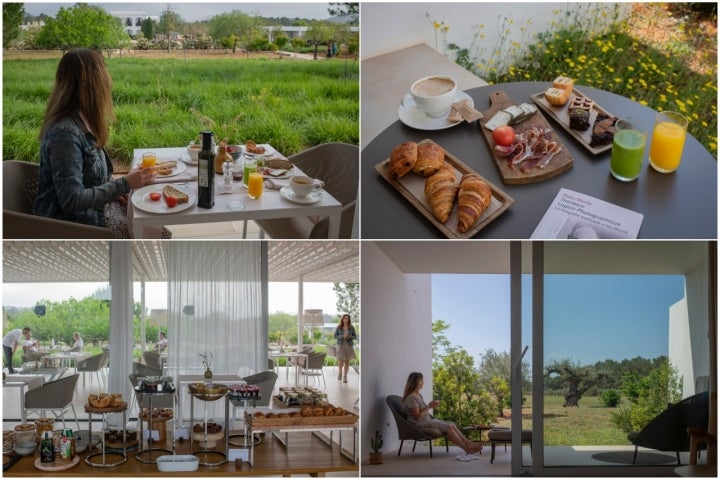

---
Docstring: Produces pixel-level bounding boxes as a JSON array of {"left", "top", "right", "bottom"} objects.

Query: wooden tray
[
  {"left": 530, "top": 87, "right": 615, "bottom": 155},
  {"left": 375, "top": 139, "right": 514, "bottom": 239},
  {"left": 479, "top": 90, "right": 573, "bottom": 184},
  {"left": 245, "top": 412, "right": 357, "bottom": 428},
  {"left": 84, "top": 401, "right": 127, "bottom": 413},
  {"left": 34, "top": 455, "right": 79, "bottom": 471}
]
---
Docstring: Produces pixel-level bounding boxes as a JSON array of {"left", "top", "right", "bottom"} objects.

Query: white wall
[
  {"left": 669, "top": 297, "right": 693, "bottom": 397},
  {"left": 360, "top": 242, "right": 433, "bottom": 461},
  {"left": 361, "top": 2, "right": 631, "bottom": 68}
]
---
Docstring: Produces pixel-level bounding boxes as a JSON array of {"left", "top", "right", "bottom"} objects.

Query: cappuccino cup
[
  {"left": 403, "top": 75, "right": 457, "bottom": 118},
  {"left": 290, "top": 175, "right": 324, "bottom": 198}
]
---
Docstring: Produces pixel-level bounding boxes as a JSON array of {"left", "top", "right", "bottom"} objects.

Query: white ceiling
[
  {"left": 373, "top": 241, "right": 710, "bottom": 275},
  {"left": 2, "top": 241, "right": 359, "bottom": 284}
]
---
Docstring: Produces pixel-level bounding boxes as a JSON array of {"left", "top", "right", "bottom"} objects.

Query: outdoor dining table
[
  {"left": 361, "top": 81, "right": 717, "bottom": 239},
  {"left": 269, "top": 351, "right": 309, "bottom": 386},
  {"left": 41, "top": 351, "right": 90, "bottom": 372},
  {"left": 2, "top": 375, "right": 44, "bottom": 423},
  {"left": 128, "top": 147, "right": 343, "bottom": 239}
]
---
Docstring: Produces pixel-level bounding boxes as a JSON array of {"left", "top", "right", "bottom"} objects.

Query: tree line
[{"left": 3, "top": 3, "right": 359, "bottom": 56}]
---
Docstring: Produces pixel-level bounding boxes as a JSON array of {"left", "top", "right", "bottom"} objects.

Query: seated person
[
  {"left": 69, "top": 332, "right": 84, "bottom": 352},
  {"left": 402, "top": 372, "right": 483, "bottom": 460},
  {"left": 22, "top": 335, "right": 40, "bottom": 361},
  {"left": 154, "top": 331, "right": 168, "bottom": 354}
]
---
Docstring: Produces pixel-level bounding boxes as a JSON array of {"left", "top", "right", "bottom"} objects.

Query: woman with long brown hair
[
  {"left": 334, "top": 314, "right": 357, "bottom": 383},
  {"left": 33, "top": 48, "right": 156, "bottom": 237},
  {"left": 403, "top": 372, "right": 483, "bottom": 460}
]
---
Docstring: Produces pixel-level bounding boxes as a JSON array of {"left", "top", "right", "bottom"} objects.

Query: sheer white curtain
[{"left": 166, "top": 241, "right": 268, "bottom": 383}]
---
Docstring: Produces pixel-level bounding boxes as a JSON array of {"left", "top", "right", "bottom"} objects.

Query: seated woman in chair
[
  {"left": 69, "top": 332, "right": 84, "bottom": 352},
  {"left": 403, "top": 372, "right": 483, "bottom": 458}
]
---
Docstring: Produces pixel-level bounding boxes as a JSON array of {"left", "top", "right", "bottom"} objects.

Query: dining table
[
  {"left": 128, "top": 146, "right": 343, "bottom": 239},
  {"left": 361, "top": 81, "right": 717, "bottom": 239},
  {"left": 40, "top": 351, "right": 90, "bottom": 372},
  {"left": 268, "top": 352, "right": 309, "bottom": 387}
]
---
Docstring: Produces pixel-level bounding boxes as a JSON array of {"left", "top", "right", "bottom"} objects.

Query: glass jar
[
  {"left": 34, "top": 418, "right": 54, "bottom": 439},
  {"left": 14, "top": 424, "right": 36, "bottom": 447}
]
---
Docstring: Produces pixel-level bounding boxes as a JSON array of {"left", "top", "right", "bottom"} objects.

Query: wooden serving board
[
  {"left": 375, "top": 139, "right": 514, "bottom": 239},
  {"left": 245, "top": 412, "right": 358, "bottom": 428},
  {"left": 34, "top": 455, "right": 79, "bottom": 471},
  {"left": 479, "top": 90, "right": 573, "bottom": 184}
]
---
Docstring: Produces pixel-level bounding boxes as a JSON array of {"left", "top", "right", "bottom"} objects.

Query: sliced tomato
[
  {"left": 492, "top": 125, "right": 516, "bottom": 147},
  {"left": 164, "top": 196, "right": 178, "bottom": 208},
  {"left": 149, "top": 192, "right": 161, "bottom": 201}
]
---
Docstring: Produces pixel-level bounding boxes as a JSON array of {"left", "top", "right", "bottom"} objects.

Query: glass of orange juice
[
  {"left": 648, "top": 111, "right": 688, "bottom": 173},
  {"left": 247, "top": 172, "right": 263, "bottom": 199},
  {"left": 142, "top": 152, "right": 157, "bottom": 169}
]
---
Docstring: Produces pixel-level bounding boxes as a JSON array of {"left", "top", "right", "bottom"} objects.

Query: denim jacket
[
  {"left": 33, "top": 114, "right": 129, "bottom": 226},
  {"left": 334, "top": 325, "right": 357, "bottom": 346}
]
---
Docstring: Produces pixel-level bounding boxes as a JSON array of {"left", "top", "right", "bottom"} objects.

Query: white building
[{"left": 110, "top": 11, "right": 160, "bottom": 37}]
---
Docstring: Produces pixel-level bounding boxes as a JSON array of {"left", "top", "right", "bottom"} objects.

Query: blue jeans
[{"left": 4, "top": 345, "right": 14, "bottom": 373}]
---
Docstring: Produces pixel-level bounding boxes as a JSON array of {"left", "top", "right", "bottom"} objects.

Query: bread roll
[
  {"left": 424, "top": 167, "right": 458, "bottom": 223},
  {"left": 388, "top": 141, "right": 417, "bottom": 179},
  {"left": 300, "top": 406, "right": 313, "bottom": 417},
  {"left": 552, "top": 76, "right": 574, "bottom": 92},
  {"left": 412, "top": 143, "right": 445, "bottom": 177},
  {"left": 457, "top": 174, "right": 492, "bottom": 234},
  {"left": 544, "top": 87, "right": 570, "bottom": 106},
  {"left": 313, "top": 407, "right": 325, "bottom": 417}
]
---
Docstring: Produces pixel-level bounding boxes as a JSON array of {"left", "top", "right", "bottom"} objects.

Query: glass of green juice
[{"left": 610, "top": 117, "right": 647, "bottom": 182}]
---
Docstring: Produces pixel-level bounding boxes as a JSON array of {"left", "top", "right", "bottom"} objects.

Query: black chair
[
  {"left": 627, "top": 390, "right": 709, "bottom": 465},
  {"left": 386, "top": 395, "right": 448, "bottom": 457}
]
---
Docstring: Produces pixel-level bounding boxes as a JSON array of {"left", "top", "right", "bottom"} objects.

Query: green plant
[
  {"left": 599, "top": 389, "right": 621, "bottom": 407},
  {"left": 189, "top": 108, "right": 245, "bottom": 145},
  {"left": 370, "top": 430, "right": 383, "bottom": 453}
]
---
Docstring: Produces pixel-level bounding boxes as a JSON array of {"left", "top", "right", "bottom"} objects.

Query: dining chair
[
  {"left": 76, "top": 352, "right": 107, "bottom": 388},
  {"left": 142, "top": 351, "right": 162, "bottom": 370},
  {"left": 132, "top": 362, "right": 162, "bottom": 378},
  {"left": 254, "top": 142, "right": 359, "bottom": 239},
  {"left": 3, "top": 160, "right": 114, "bottom": 239},
  {"left": 299, "top": 352, "right": 327, "bottom": 387},
  {"left": 386, "top": 394, "right": 449, "bottom": 457},
  {"left": 229, "top": 370, "right": 279, "bottom": 447},
  {"left": 24, "top": 373, "right": 81, "bottom": 431}
]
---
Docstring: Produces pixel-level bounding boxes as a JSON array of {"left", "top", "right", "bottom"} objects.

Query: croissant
[
  {"left": 412, "top": 143, "right": 445, "bottom": 177},
  {"left": 387, "top": 141, "right": 417, "bottom": 179},
  {"left": 424, "top": 167, "right": 458, "bottom": 223},
  {"left": 457, "top": 174, "right": 492, "bottom": 233}
]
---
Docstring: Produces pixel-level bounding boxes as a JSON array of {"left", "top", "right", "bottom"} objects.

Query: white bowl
[
  {"left": 187, "top": 144, "right": 201, "bottom": 163},
  {"left": 13, "top": 441, "right": 36, "bottom": 456},
  {"left": 156, "top": 454, "right": 199, "bottom": 472}
]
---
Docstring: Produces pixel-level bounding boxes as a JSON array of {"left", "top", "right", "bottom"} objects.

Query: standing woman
[
  {"left": 33, "top": 48, "right": 157, "bottom": 238},
  {"left": 403, "top": 372, "right": 483, "bottom": 460},
  {"left": 334, "top": 314, "right": 357, "bottom": 383}
]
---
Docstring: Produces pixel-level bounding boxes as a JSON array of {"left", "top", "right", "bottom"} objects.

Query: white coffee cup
[
  {"left": 290, "top": 175, "right": 324, "bottom": 198},
  {"left": 403, "top": 75, "right": 457, "bottom": 118}
]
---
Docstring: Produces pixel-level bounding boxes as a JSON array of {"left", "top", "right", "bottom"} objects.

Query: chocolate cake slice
[
  {"left": 568, "top": 96, "right": 593, "bottom": 130},
  {"left": 589, "top": 114, "right": 618, "bottom": 147}
]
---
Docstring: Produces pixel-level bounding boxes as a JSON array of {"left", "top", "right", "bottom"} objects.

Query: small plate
[
  {"left": 398, "top": 91, "right": 475, "bottom": 131},
  {"left": 155, "top": 160, "right": 187, "bottom": 178},
  {"left": 280, "top": 186, "right": 321, "bottom": 204},
  {"left": 131, "top": 184, "right": 196, "bottom": 214},
  {"left": 181, "top": 155, "right": 198, "bottom": 166},
  {"left": 241, "top": 144, "right": 276, "bottom": 157}
]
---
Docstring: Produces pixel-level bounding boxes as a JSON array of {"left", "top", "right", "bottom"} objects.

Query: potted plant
[
  {"left": 369, "top": 430, "right": 383, "bottom": 465},
  {"left": 189, "top": 108, "right": 245, "bottom": 159}
]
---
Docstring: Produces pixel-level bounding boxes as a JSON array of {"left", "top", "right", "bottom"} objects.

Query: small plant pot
[{"left": 369, "top": 452, "right": 383, "bottom": 465}]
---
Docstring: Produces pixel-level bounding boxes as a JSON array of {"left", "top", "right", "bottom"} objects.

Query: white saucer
[
  {"left": 398, "top": 91, "right": 475, "bottom": 131},
  {"left": 280, "top": 186, "right": 321, "bottom": 204}
]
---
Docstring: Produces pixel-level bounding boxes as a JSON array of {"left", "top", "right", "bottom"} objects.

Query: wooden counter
[{"left": 3, "top": 429, "right": 358, "bottom": 477}]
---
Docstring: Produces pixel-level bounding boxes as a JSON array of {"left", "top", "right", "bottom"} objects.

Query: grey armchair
[
  {"left": 3, "top": 160, "right": 114, "bottom": 239},
  {"left": 76, "top": 352, "right": 107, "bottom": 388},
  {"left": 386, "top": 395, "right": 449, "bottom": 457},
  {"left": 254, "top": 142, "right": 359, "bottom": 239},
  {"left": 25, "top": 373, "right": 81, "bottom": 431},
  {"left": 299, "top": 352, "right": 327, "bottom": 387},
  {"left": 627, "top": 390, "right": 709, "bottom": 465},
  {"left": 242, "top": 370, "right": 279, "bottom": 408},
  {"left": 142, "top": 351, "right": 162, "bottom": 370},
  {"left": 132, "top": 362, "right": 162, "bottom": 377}
]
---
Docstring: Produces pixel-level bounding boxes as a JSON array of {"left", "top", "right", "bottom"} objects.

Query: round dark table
[{"left": 361, "top": 81, "right": 716, "bottom": 239}]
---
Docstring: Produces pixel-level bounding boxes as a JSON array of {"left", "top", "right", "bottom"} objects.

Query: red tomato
[
  {"left": 492, "top": 125, "right": 516, "bottom": 146},
  {"left": 149, "top": 192, "right": 161, "bottom": 201},
  {"left": 165, "top": 196, "right": 178, "bottom": 208}
]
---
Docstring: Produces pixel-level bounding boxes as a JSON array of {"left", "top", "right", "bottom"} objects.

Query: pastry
[
  {"left": 457, "top": 173, "right": 492, "bottom": 233},
  {"left": 387, "top": 141, "right": 417, "bottom": 179},
  {"left": 544, "top": 87, "right": 570, "bottom": 106},
  {"left": 590, "top": 114, "right": 618, "bottom": 147},
  {"left": 424, "top": 167, "right": 458, "bottom": 223},
  {"left": 412, "top": 142, "right": 445, "bottom": 177},
  {"left": 568, "top": 95, "right": 593, "bottom": 130},
  {"left": 312, "top": 407, "right": 325, "bottom": 416},
  {"left": 245, "top": 140, "right": 265, "bottom": 154},
  {"left": 552, "top": 76, "right": 574, "bottom": 92}
]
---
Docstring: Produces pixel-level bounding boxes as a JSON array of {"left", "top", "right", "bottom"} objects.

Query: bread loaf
[
  {"left": 544, "top": 87, "right": 570, "bottom": 106},
  {"left": 424, "top": 167, "right": 458, "bottom": 223},
  {"left": 163, "top": 185, "right": 189, "bottom": 204},
  {"left": 388, "top": 141, "right": 418, "bottom": 179},
  {"left": 457, "top": 174, "right": 492, "bottom": 233},
  {"left": 412, "top": 143, "right": 445, "bottom": 177}
]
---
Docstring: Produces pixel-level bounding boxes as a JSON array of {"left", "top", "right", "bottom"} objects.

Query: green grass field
[{"left": 3, "top": 54, "right": 359, "bottom": 164}]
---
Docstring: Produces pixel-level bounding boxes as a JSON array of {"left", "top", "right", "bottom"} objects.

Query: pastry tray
[
  {"left": 530, "top": 87, "right": 615, "bottom": 155},
  {"left": 375, "top": 138, "right": 514, "bottom": 239}
]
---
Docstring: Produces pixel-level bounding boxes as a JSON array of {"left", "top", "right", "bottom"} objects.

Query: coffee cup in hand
[
  {"left": 289, "top": 175, "right": 324, "bottom": 198},
  {"left": 403, "top": 75, "right": 457, "bottom": 118}
]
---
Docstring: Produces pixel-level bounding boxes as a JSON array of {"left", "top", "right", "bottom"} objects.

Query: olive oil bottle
[{"left": 197, "top": 131, "right": 215, "bottom": 208}]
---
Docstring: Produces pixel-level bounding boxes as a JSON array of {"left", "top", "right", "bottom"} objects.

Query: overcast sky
[{"left": 22, "top": 1, "right": 335, "bottom": 22}]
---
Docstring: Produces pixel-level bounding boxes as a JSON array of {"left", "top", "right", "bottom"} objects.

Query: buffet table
[
  {"left": 2, "top": 429, "right": 357, "bottom": 476},
  {"left": 361, "top": 81, "right": 717, "bottom": 239}
]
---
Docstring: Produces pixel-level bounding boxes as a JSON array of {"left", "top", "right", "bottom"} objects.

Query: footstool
[{"left": 487, "top": 428, "right": 532, "bottom": 463}]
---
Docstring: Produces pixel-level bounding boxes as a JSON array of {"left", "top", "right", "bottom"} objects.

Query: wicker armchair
[{"left": 386, "top": 395, "right": 449, "bottom": 457}]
